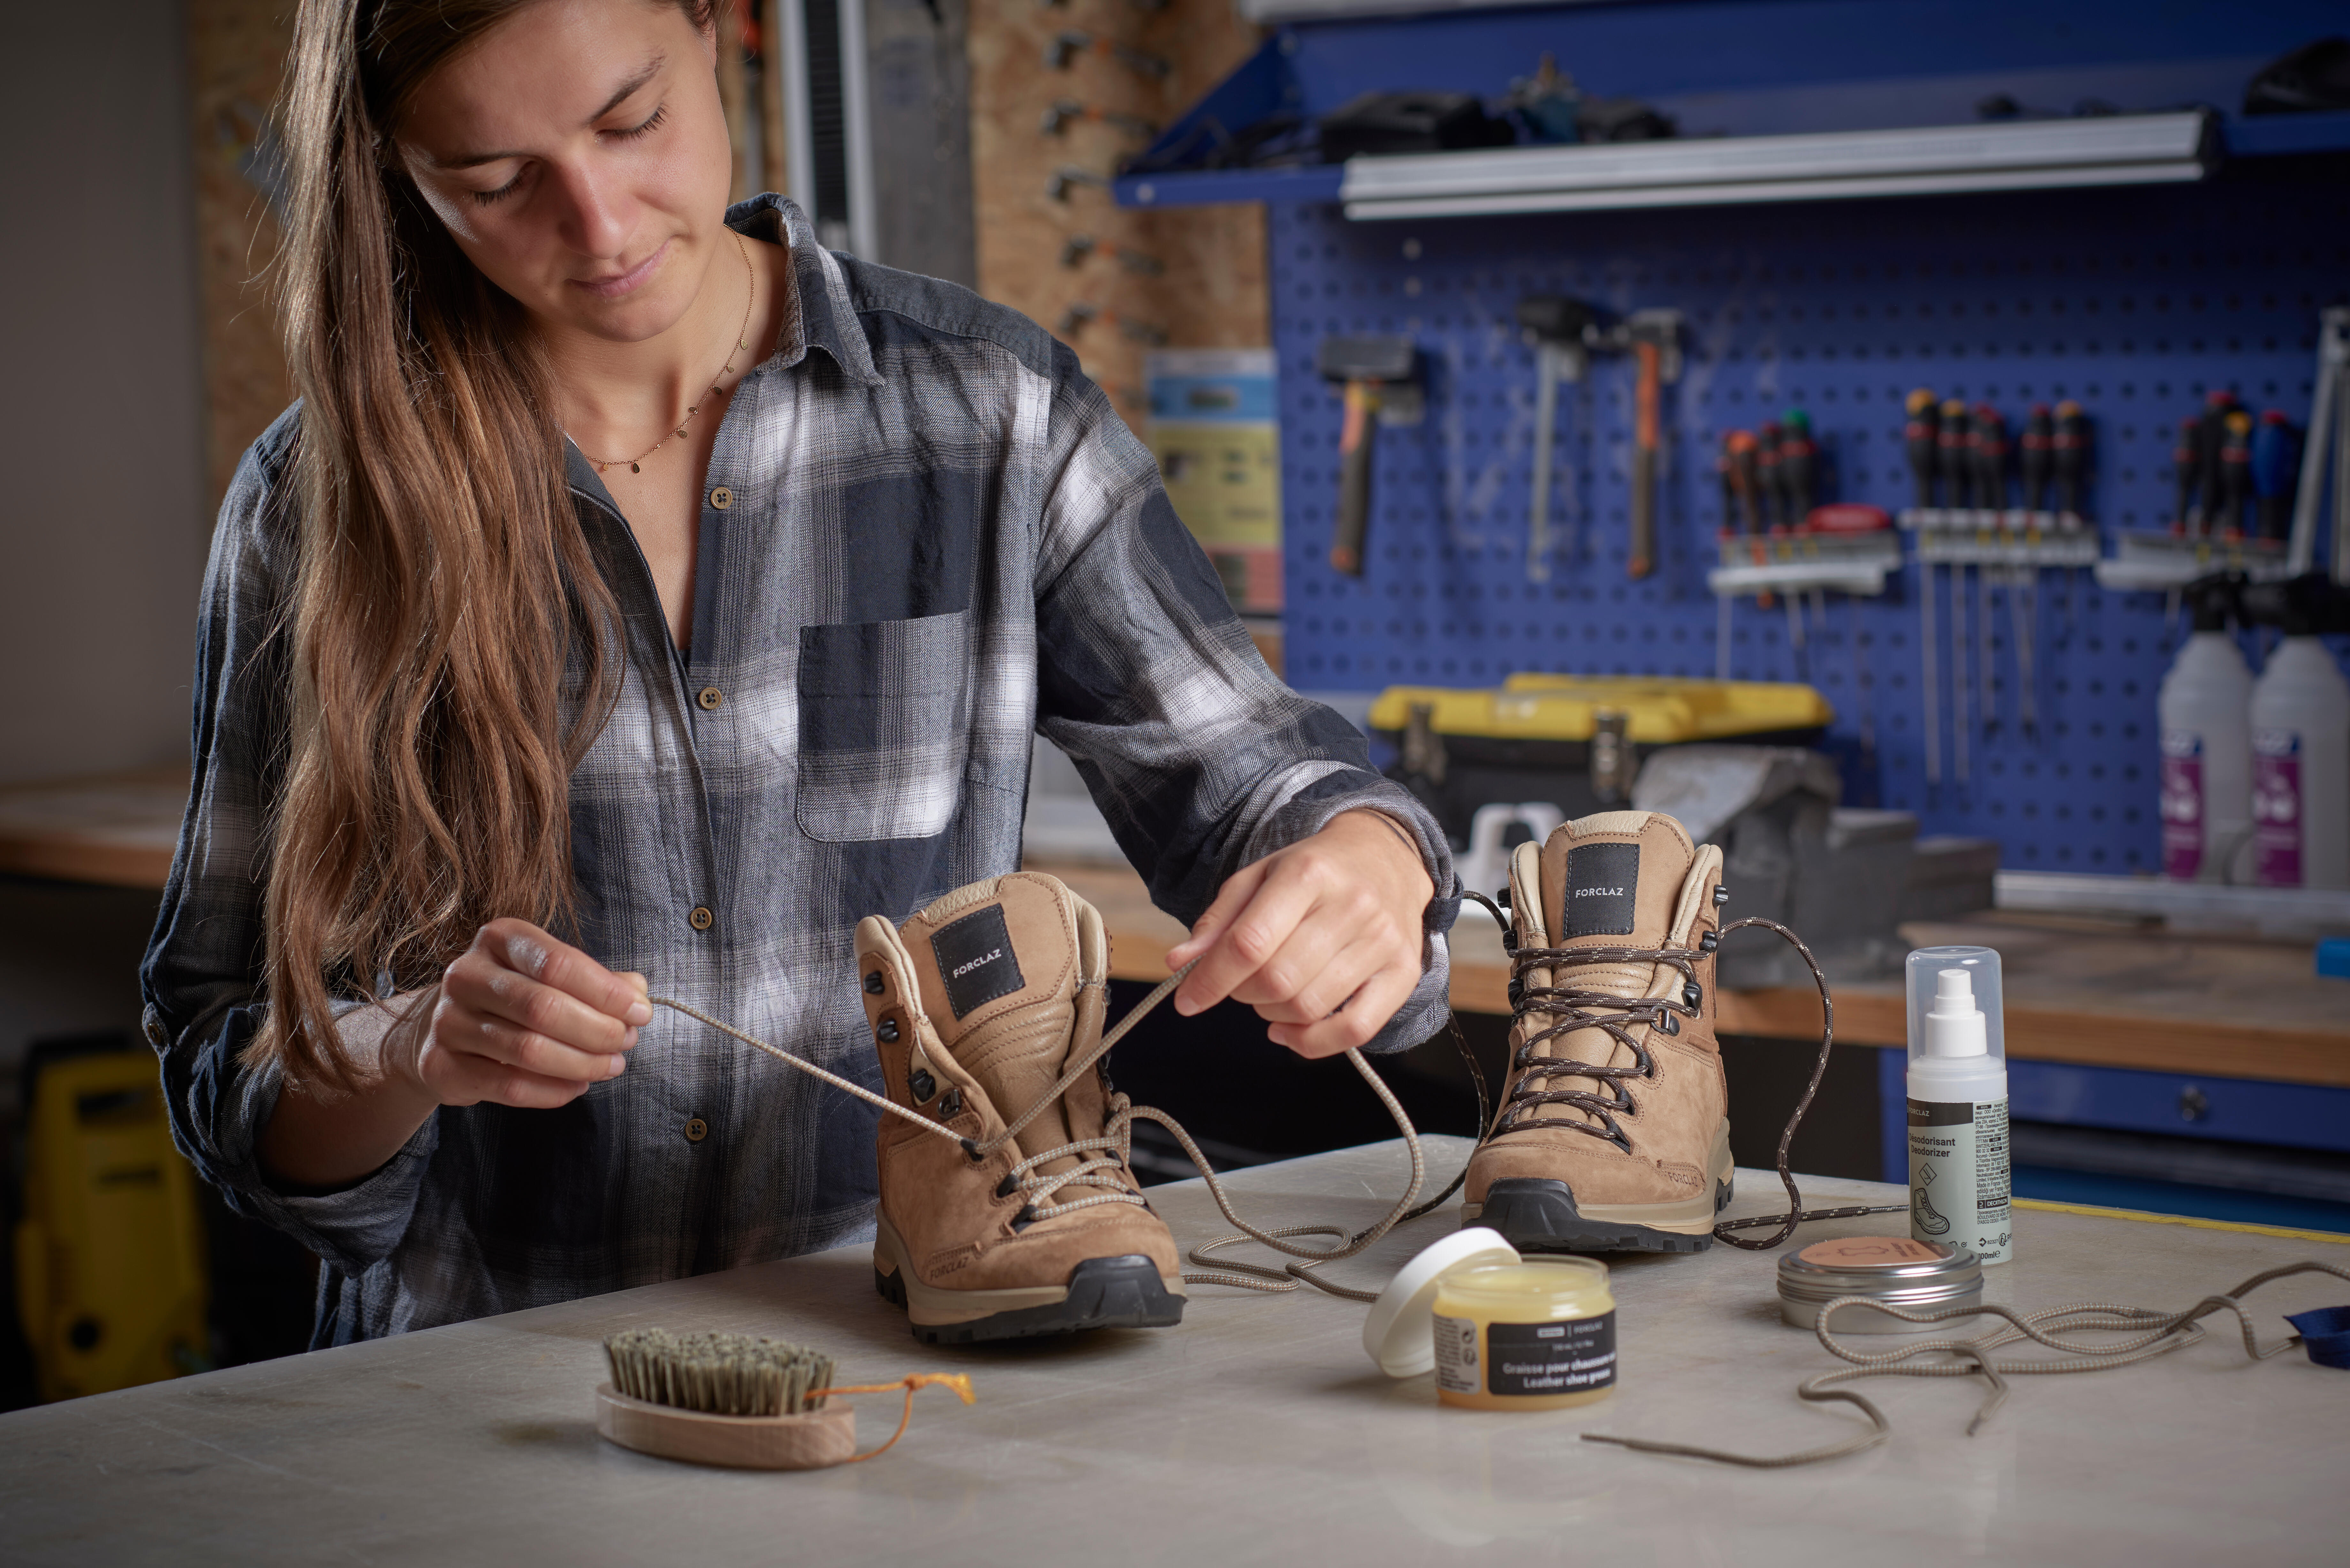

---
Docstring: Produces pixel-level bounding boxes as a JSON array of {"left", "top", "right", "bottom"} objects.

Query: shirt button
[
  {"left": 696, "top": 685, "right": 723, "bottom": 711},
  {"left": 684, "top": 1117, "right": 709, "bottom": 1144},
  {"left": 709, "top": 486, "right": 733, "bottom": 510},
  {"left": 689, "top": 905, "right": 715, "bottom": 931},
  {"left": 142, "top": 1006, "right": 167, "bottom": 1048}
]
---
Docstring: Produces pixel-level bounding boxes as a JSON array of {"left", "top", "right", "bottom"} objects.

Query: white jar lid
[{"left": 1361, "top": 1227, "right": 1522, "bottom": 1378}]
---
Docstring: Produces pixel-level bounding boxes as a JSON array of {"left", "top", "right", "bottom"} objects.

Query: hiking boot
[
  {"left": 856, "top": 871, "right": 1185, "bottom": 1344},
  {"left": 1463, "top": 810, "right": 1734, "bottom": 1253}
]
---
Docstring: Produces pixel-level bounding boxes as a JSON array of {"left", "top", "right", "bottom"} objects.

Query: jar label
[
  {"left": 1432, "top": 1312, "right": 1480, "bottom": 1394},
  {"left": 1479, "top": 1312, "right": 1617, "bottom": 1398},
  {"left": 2158, "top": 730, "right": 2203, "bottom": 879},
  {"left": 1908, "top": 1097, "right": 2012, "bottom": 1264},
  {"left": 2252, "top": 729, "right": 2302, "bottom": 887}
]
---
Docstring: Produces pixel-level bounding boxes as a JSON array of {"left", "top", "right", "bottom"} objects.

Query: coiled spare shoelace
[
  {"left": 651, "top": 963, "right": 1484, "bottom": 1304},
  {"left": 1584, "top": 1258, "right": 2350, "bottom": 1467}
]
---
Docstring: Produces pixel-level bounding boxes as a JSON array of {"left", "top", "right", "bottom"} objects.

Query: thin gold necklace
[{"left": 573, "top": 231, "right": 757, "bottom": 476}]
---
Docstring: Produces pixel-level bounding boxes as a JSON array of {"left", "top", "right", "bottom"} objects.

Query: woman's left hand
[{"left": 1165, "top": 809, "right": 1435, "bottom": 1059}]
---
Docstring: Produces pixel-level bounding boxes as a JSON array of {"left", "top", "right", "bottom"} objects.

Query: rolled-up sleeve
[
  {"left": 1028, "top": 345, "right": 1457, "bottom": 1051},
  {"left": 139, "top": 411, "right": 436, "bottom": 1271}
]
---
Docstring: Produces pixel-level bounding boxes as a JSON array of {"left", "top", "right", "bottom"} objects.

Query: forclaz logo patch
[
  {"left": 932, "top": 904, "right": 1027, "bottom": 1019},
  {"left": 1564, "top": 842, "right": 1641, "bottom": 938}
]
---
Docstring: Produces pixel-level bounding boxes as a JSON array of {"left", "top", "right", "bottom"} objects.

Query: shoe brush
[{"left": 595, "top": 1327, "right": 974, "bottom": 1470}]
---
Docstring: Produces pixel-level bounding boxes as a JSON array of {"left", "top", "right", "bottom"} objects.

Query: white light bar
[{"left": 1341, "top": 112, "right": 2211, "bottom": 221}]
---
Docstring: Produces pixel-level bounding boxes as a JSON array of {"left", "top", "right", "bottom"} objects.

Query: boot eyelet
[
  {"left": 909, "top": 1069, "right": 936, "bottom": 1102},
  {"left": 1712, "top": 884, "right": 1729, "bottom": 907},
  {"left": 1656, "top": 1012, "right": 1679, "bottom": 1036},
  {"left": 877, "top": 1018, "right": 900, "bottom": 1044},
  {"left": 994, "top": 1173, "right": 1018, "bottom": 1199},
  {"left": 939, "top": 1088, "right": 963, "bottom": 1119},
  {"left": 1506, "top": 977, "right": 1525, "bottom": 1010},
  {"left": 1500, "top": 926, "right": 1520, "bottom": 954},
  {"left": 1011, "top": 1204, "right": 1039, "bottom": 1233},
  {"left": 1682, "top": 981, "right": 1702, "bottom": 1010},
  {"left": 863, "top": 969, "right": 885, "bottom": 995},
  {"left": 1699, "top": 930, "right": 1720, "bottom": 954},
  {"left": 960, "top": 1137, "right": 983, "bottom": 1161}
]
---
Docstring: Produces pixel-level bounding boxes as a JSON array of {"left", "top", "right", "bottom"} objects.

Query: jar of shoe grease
[
  {"left": 1432, "top": 1256, "right": 1617, "bottom": 1410},
  {"left": 1363, "top": 1229, "right": 1617, "bottom": 1408}
]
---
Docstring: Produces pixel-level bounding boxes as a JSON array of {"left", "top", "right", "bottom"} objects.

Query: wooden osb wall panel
[
  {"left": 188, "top": 0, "right": 296, "bottom": 511},
  {"left": 967, "top": 0, "right": 1267, "bottom": 432}
]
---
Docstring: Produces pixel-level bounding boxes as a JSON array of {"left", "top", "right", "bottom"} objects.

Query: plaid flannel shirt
[{"left": 140, "top": 196, "right": 1457, "bottom": 1345}]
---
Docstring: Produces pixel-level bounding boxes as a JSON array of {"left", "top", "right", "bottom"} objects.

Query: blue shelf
[
  {"left": 1116, "top": 165, "right": 1342, "bottom": 209},
  {"left": 2222, "top": 109, "right": 2350, "bottom": 158},
  {"left": 1114, "top": 1, "right": 2350, "bottom": 212}
]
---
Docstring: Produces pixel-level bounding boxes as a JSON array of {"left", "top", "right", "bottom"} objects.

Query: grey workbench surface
[{"left": 1, "top": 1138, "right": 2343, "bottom": 1566}]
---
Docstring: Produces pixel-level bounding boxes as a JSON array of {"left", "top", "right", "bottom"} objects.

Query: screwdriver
[
  {"left": 1905, "top": 389, "right": 1941, "bottom": 512},
  {"left": 1973, "top": 405, "right": 2008, "bottom": 737},
  {"left": 2194, "top": 389, "right": 2239, "bottom": 536},
  {"left": 1939, "top": 399, "right": 1972, "bottom": 783},
  {"left": 2217, "top": 410, "right": 2253, "bottom": 541},
  {"left": 2171, "top": 415, "right": 2201, "bottom": 536},
  {"left": 1974, "top": 404, "right": 2011, "bottom": 523},
  {"left": 1755, "top": 420, "right": 1786, "bottom": 534},
  {"left": 1727, "top": 428, "right": 1779, "bottom": 617},
  {"left": 2020, "top": 405, "right": 2053, "bottom": 518},
  {"left": 1907, "top": 390, "right": 1943, "bottom": 787},
  {"left": 1782, "top": 408, "right": 1829, "bottom": 635},
  {"left": 2252, "top": 410, "right": 2299, "bottom": 541},
  {"left": 1938, "top": 399, "right": 1973, "bottom": 512},
  {"left": 2052, "top": 401, "right": 2089, "bottom": 521}
]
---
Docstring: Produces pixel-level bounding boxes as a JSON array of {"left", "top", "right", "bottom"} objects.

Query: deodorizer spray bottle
[{"left": 1906, "top": 946, "right": 2012, "bottom": 1265}]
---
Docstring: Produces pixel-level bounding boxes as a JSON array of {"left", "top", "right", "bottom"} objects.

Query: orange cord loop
[{"left": 808, "top": 1373, "right": 978, "bottom": 1463}]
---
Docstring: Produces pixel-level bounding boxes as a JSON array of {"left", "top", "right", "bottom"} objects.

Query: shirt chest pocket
[{"left": 795, "top": 609, "right": 972, "bottom": 842}]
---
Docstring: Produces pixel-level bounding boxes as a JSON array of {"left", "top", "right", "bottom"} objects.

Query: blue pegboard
[{"left": 1272, "top": 178, "right": 2350, "bottom": 870}]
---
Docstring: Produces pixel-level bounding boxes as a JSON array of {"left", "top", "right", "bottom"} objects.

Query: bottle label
[
  {"left": 2158, "top": 729, "right": 2204, "bottom": 880},
  {"left": 1909, "top": 1097, "right": 2012, "bottom": 1264},
  {"left": 2252, "top": 729, "right": 2303, "bottom": 887}
]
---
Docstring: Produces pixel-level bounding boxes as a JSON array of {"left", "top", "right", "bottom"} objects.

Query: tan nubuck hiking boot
[
  {"left": 1463, "top": 810, "right": 1734, "bottom": 1254},
  {"left": 856, "top": 871, "right": 1185, "bottom": 1344}
]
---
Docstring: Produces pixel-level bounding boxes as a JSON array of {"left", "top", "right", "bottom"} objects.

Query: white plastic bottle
[
  {"left": 2249, "top": 629, "right": 2350, "bottom": 890},
  {"left": 2157, "top": 602, "right": 2254, "bottom": 882},
  {"left": 1906, "top": 948, "right": 2011, "bottom": 1266}
]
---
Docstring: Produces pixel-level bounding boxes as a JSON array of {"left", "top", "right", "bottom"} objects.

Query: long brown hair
[{"left": 260, "top": 0, "right": 709, "bottom": 1084}]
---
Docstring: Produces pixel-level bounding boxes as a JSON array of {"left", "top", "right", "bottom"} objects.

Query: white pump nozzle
[{"left": 1922, "top": 968, "right": 1988, "bottom": 1057}]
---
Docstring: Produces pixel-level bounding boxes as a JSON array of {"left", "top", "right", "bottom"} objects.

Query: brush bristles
[{"left": 603, "top": 1329, "right": 836, "bottom": 1417}]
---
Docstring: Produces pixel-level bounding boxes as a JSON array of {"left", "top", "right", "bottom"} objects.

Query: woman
[{"left": 142, "top": 0, "right": 1454, "bottom": 1344}]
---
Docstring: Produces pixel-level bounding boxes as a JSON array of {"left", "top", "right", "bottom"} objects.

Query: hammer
[
  {"left": 1317, "top": 335, "right": 1418, "bottom": 578},
  {"left": 1616, "top": 310, "right": 1683, "bottom": 580},
  {"left": 1516, "top": 295, "right": 1595, "bottom": 583}
]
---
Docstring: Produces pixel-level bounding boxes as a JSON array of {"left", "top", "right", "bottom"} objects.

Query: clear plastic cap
[{"left": 1905, "top": 946, "right": 2005, "bottom": 1067}]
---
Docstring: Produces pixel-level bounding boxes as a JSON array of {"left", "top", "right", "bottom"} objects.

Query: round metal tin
[{"left": 1776, "top": 1235, "right": 1983, "bottom": 1335}]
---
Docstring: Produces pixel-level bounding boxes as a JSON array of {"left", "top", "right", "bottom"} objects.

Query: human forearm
[{"left": 256, "top": 991, "right": 442, "bottom": 1189}]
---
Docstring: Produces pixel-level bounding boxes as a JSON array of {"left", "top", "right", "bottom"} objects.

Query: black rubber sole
[
  {"left": 1473, "top": 1176, "right": 1733, "bottom": 1255},
  {"left": 875, "top": 1254, "right": 1185, "bottom": 1345}
]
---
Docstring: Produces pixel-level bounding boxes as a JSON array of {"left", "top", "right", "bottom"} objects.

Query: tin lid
[
  {"left": 1776, "top": 1235, "right": 1981, "bottom": 1307},
  {"left": 1362, "top": 1227, "right": 1521, "bottom": 1378}
]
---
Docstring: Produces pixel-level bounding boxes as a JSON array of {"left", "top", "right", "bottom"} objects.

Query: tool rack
[{"left": 1117, "top": 0, "right": 2350, "bottom": 873}]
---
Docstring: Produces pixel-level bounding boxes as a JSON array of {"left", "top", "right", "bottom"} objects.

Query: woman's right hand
[{"left": 397, "top": 917, "right": 649, "bottom": 1108}]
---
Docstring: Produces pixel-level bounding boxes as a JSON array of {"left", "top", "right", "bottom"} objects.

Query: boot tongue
[
  {"left": 1538, "top": 810, "right": 1697, "bottom": 962},
  {"left": 1524, "top": 812, "right": 1699, "bottom": 1116},
  {"left": 898, "top": 874, "right": 1097, "bottom": 1168}
]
